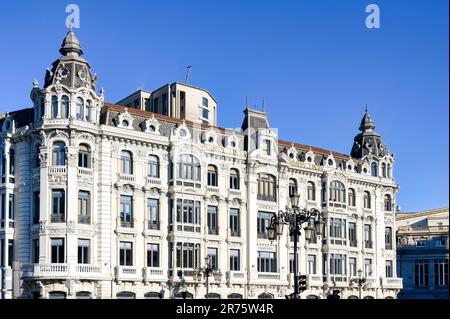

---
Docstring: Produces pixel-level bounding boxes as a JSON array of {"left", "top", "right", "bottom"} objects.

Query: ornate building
[{"left": 0, "top": 31, "right": 402, "bottom": 299}]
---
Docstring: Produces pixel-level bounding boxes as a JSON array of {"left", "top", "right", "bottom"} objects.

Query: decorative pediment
[
  {"left": 172, "top": 121, "right": 191, "bottom": 140},
  {"left": 346, "top": 157, "right": 356, "bottom": 171},
  {"left": 325, "top": 152, "right": 336, "bottom": 168},
  {"left": 203, "top": 128, "right": 218, "bottom": 145},
  {"left": 304, "top": 149, "right": 316, "bottom": 163},
  {"left": 115, "top": 108, "right": 134, "bottom": 129},
  {"left": 142, "top": 115, "right": 161, "bottom": 134},
  {"left": 225, "top": 131, "right": 239, "bottom": 149},
  {"left": 287, "top": 144, "right": 298, "bottom": 161}
]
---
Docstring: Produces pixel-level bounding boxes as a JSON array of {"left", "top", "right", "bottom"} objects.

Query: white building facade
[{"left": 0, "top": 31, "right": 402, "bottom": 299}]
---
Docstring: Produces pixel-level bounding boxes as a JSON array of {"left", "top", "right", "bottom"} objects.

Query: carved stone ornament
[
  {"left": 143, "top": 115, "right": 161, "bottom": 134},
  {"left": 39, "top": 221, "right": 47, "bottom": 234},
  {"left": 115, "top": 108, "right": 134, "bottom": 129},
  {"left": 67, "top": 220, "right": 76, "bottom": 234}
]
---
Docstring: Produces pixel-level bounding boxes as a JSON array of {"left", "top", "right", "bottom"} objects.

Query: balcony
[
  {"left": 207, "top": 186, "right": 220, "bottom": 193},
  {"left": 50, "top": 214, "right": 65, "bottom": 223},
  {"left": 49, "top": 166, "right": 67, "bottom": 174},
  {"left": 78, "top": 215, "right": 91, "bottom": 225},
  {"left": 120, "top": 220, "right": 134, "bottom": 228},
  {"left": 257, "top": 273, "right": 280, "bottom": 281},
  {"left": 78, "top": 167, "right": 93, "bottom": 176},
  {"left": 147, "top": 222, "right": 160, "bottom": 230},
  {"left": 230, "top": 230, "right": 241, "bottom": 237},
  {"left": 143, "top": 267, "right": 166, "bottom": 282},
  {"left": 118, "top": 173, "right": 135, "bottom": 183},
  {"left": 229, "top": 189, "right": 241, "bottom": 197},
  {"left": 364, "top": 240, "right": 373, "bottom": 249},
  {"left": 208, "top": 228, "right": 219, "bottom": 235},
  {"left": 21, "top": 263, "right": 103, "bottom": 280},
  {"left": 115, "top": 266, "right": 141, "bottom": 282},
  {"left": 381, "top": 277, "right": 403, "bottom": 289},
  {"left": 146, "top": 176, "right": 161, "bottom": 185},
  {"left": 257, "top": 195, "right": 276, "bottom": 202}
]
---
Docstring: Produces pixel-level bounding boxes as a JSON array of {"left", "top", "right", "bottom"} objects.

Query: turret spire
[{"left": 59, "top": 29, "right": 83, "bottom": 57}]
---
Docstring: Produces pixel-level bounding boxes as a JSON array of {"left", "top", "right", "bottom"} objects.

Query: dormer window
[{"left": 371, "top": 162, "right": 378, "bottom": 177}]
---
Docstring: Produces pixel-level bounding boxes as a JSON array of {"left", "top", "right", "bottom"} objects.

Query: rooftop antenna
[
  {"left": 184, "top": 65, "right": 192, "bottom": 84},
  {"left": 245, "top": 96, "right": 248, "bottom": 108}
]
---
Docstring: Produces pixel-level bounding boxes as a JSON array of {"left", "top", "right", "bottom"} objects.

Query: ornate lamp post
[
  {"left": 351, "top": 269, "right": 367, "bottom": 299},
  {"left": 267, "top": 192, "right": 325, "bottom": 299},
  {"left": 194, "top": 256, "right": 222, "bottom": 299}
]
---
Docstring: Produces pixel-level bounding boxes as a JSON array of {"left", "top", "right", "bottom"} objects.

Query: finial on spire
[
  {"left": 365, "top": 104, "right": 368, "bottom": 113},
  {"left": 262, "top": 97, "right": 265, "bottom": 112},
  {"left": 245, "top": 96, "right": 248, "bottom": 108},
  {"left": 32, "top": 78, "right": 39, "bottom": 88}
]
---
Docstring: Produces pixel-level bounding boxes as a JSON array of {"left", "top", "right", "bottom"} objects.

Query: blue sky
[{"left": 0, "top": 0, "right": 448, "bottom": 212}]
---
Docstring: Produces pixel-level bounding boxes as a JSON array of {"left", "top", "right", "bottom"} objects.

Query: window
[
  {"left": 329, "top": 218, "right": 346, "bottom": 240},
  {"left": 8, "top": 194, "right": 14, "bottom": 222},
  {"left": 147, "top": 243, "right": 160, "bottom": 267},
  {"left": 371, "top": 162, "right": 378, "bottom": 177},
  {"left": 257, "top": 251, "right": 277, "bottom": 273},
  {"left": 386, "top": 260, "right": 393, "bottom": 278},
  {"left": 381, "top": 163, "right": 387, "bottom": 177},
  {"left": 385, "top": 227, "right": 393, "bottom": 250},
  {"left": 85, "top": 100, "right": 92, "bottom": 121},
  {"left": 364, "top": 258, "right": 372, "bottom": 277},
  {"left": 414, "top": 259, "right": 429, "bottom": 287},
  {"left": 120, "top": 151, "right": 133, "bottom": 174},
  {"left": 78, "top": 239, "right": 90, "bottom": 264},
  {"left": 176, "top": 243, "right": 200, "bottom": 269},
  {"left": 8, "top": 240, "right": 13, "bottom": 267},
  {"left": 51, "top": 189, "right": 65, "bottom": 223},
  {"left": 329, "top": 181, "right": 346, "bottom": 203},
  {"left": 288, "top": 178, "right": 298, "bottom": 197},
  {"left": 229, "top": 169, "right": 240, "bottom": 190},
  {"left": 207, "top": 206, "right": 218, "bottom": 235},
  {"left": 201, "top": 97, "right": 209, "bottom": 121},
  {"left": 147, "top": 199, "right": 159, "bottom": 230},
  {"left": 363, "top": 191, "right": 371, "bottom": 209},
  {"left": 348, "top": 188, "right": 356, "bottom": 207},
  {"left": 307, "top": 181, "right": 316, "bottom": 201},
  {"left": 0, "top": 149, "right": 5, "bottom": 177},
  {"left": 349, "top": 257, "right": 356, "bottom": 277},
  {"left": 35, "top": 146, "right": 41, "bottom": 168},
  {"left": 76, "top": 291, "right": 92, "bottom": 299},
  {"left": 330, "top": 254, "right": 346, "bottom": 275},
  {"left": 52, "top": 142, "right": 66, "bottom": 166},
  {"left": 257, "top": 174, "right": 276, "bottom": 202},
  {"left": 180, "top": 91, "right": 186, "bottom": 117},
  {"left": 76, "top": 97, "right": 84, "bottom": 120},
  {"left": 116, "top": 292, "right": 135, "bottom": 299},
  {"left": 207, "top": 165, "right": 218, "bottom": 187},
  {"left": 49, "top": 292, "right": 67, "bottom": 299},
  {"left": 78, "top": 191, "right": 90, "bottom": 224},
  {"left": 120, "top": 195, "right": 133, "bottom": 228},
  {"left": 262, "top": 139, "right": 271, "bottom": 155},
  {"left": 9, "top": 149, "right": 14, "bottom": 176},
  {"left": 257, "top": 212, "right": 272, "bottom": 239},
  {"left": 434, "top": 259, "right": 448, "bottom": 287},
  {"left": 78, "top": 144, "right": 91, "bottom": 168},
  {"left": 207, "top": 248, "right": 218, "bottom": 269},
  {"left": 364, "top": 224, "right": 372, "bottom": 248},
  {"left": 230, "top": 208, "right": 240, "bottom": 237},
  {"left": 349, "top": 222, "right": 357, "bottom": 247},
  {"left": 32, "top": 239, "right": 39, "bottom": 263},
  {"left": 177, "top": 154, "right": 201, "bottom": 181},
  {"left": 51, "top": 238, "right": 64, "bottom": 263},
  {"left": 384, "top": 194, "right": 392, "bottom": 211},
  {"left": 144, "top": 292, "right": 161, "bottom": 299},
  {"left": 308, "top": 255, "right": 317, "bottom": 274},
  {"left": 387, "top": 164, "right": 392, "bottom": 178},
  {"left": 119, "top": 242, "right": 133, "bottom": 266},
  {"left": 61, "top": 96, "right": 69, "bottom": 118},
  {"left": 176, "top": 199, "right": 201, "bottom": 226},
  {"left": 148, "top": 155, "right": 159, "bottom": 178},
  {"left": 51, "top": 96, "right": 58, "bottom": 118},
  {"left": 230, "top": 249, "right": 240, "bottom": 271}
]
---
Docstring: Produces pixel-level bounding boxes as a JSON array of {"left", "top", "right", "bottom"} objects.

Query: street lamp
[
  {"left": 194, "top": 256, "right": 222, "bottom": 299},
  {"left": 267, "top": 192, "right": 325, "bottom": 299},
  {"left": 351, "top": 269, "right": 367, "bottom": 299}
]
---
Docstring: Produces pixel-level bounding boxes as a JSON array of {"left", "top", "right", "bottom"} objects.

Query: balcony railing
[
  {"left": 257, "top": 273, "right": 280, "bottom": 280},
  {"left": 49, "top": 166, "right": 67, "bottom": 174},
  {"left": 146, "top": 177, "right": 161, "bottom": 185},
  {"left": 208, "top": 228, "right": 219, "bottom": 235},
  {"left": 50, "top": 214, "right": 65, "bottom": 223},
  {"left": 257, "top": 195, "right": 276, "bottom": 202},
  {"left": 147, "top": 222, "right": 160, "bottom": 230},
  {"left": 230, "top": 230, "right": 241, "bottom": 237},
  {"left": 143, "top": 267, "right": 166, "bottom": 282},
  {"left": 120, "top": 220, "right": 134, "bottom": 228},
  {"left": 364, "top": 240, "right": 373, "bottom": 249},
  {"left": 115, "top": 266, "right": 140, "bottom": 281},
  {"left": 78, "top": 215, "right": 91, "bottom": 225},
  {"left": 21, "top": 263, "right": 103, "bottom": 279},
  {"left": 119, "top": 174, "right": 135, "bottom": 183},
  {"left": 78, "top": 167, "right": 93, "bottom": 176},
  {"left": 226, "top": 271, "right": 246, "bottom": 283}
]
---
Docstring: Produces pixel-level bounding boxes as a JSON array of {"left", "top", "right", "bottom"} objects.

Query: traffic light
[{"left": 297, "top": 275, "right": 307, "bottom": 293}]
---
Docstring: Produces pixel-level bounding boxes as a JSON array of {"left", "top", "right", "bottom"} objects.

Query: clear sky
[{"left": 0, "top": 0, "right": 448, "bottom": 212}]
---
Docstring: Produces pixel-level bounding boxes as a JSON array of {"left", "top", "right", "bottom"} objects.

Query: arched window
[
  {"left": 78, "top": 144, "right": 91, "bottom": 168},
  {"left": 329, "top": 180, "right": 346, "bottom": 203},
  {"left": 387, "top": 164, "right": 392, "bottom": 178},
  {"left": 51, "top": 96, "right": 58, "bottom": 118},
  {"left": 381, "top": 163, "right": 387, "bottom": 178},
  {"left": 116, "top": 291, "right": 135, "bottom": 299},
  {"left": 76, "top": 97, "right": 84, "bottom": 120},
  {"left": 227, "top": 293, "right": 243, "bottom": 299},
  {"left": 76, "top": 291, "right": 92, "bottom": 299},
  {"left": 148, "top": 155, "right": 159, "bottom": 178},
  {"left": 207, "top": 165, "right": 218, "bottom": 186},
  {"left": 177, "top": 154, "right": 201, "bottom": 181},
  {"left": 9, "top": 149, "right": 15, "bottom": 176},
  {"left": 363, "top": 191, "right": 371, "bottom": 209},
  {"left": 120, "top": 151, "right": 133, "bottom": 174},
  {"left": 289, "top": 178, "right": 298, "bottom": 197},
  {"left": 348, "top": 295, "right": 359, "bottom": 299},
  {"left": 258, "top": 293, "right": 274, "bottom": 299},
  {"left": 48, "top": 291, "right": 67, "bottom": 299},
  {"left": 144, "top": 292, "right": 161, "bottom": 299},
  {"left": 257, "top": 174, "right": 276, "bottom": 202},
  {"left": 307, "top": 181, "right": 316, "bottom": 201},
  {"left": 348, "top": 188, "right": 356, "bottom": 207},
  {"left": 384, "top": 194, "right": 392, "bottom": 211},
  {"left": 306, "top": 295, "right": 319, "bottom": 299},
  {"left": 371, "top": 162, "right": 378, "bottom": 177},
  {"left": 52, "top": 141, "right": 66, "bottom": 166},
  {"left": 61, "top": 96, "right": 69, "bottom": 118},
  {"left": 229, "top": 168, "right": 240, "bottom": 190},
  {"left": 174, "top": 292, "right": 193, "bottom": 299},
  {"left": 85, "top": 100, "right": 92, "bottom": 121},
  {"left": 205, "top": 293, "right": 220, "bottom": 299}
]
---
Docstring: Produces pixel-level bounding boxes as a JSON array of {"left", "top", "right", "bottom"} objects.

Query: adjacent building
[
  {"left": 0, "top": 30, "right": 402, "bottom": 299},
  {"left": 396, "top": 208, "right": 449, "bottom": 299}
]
